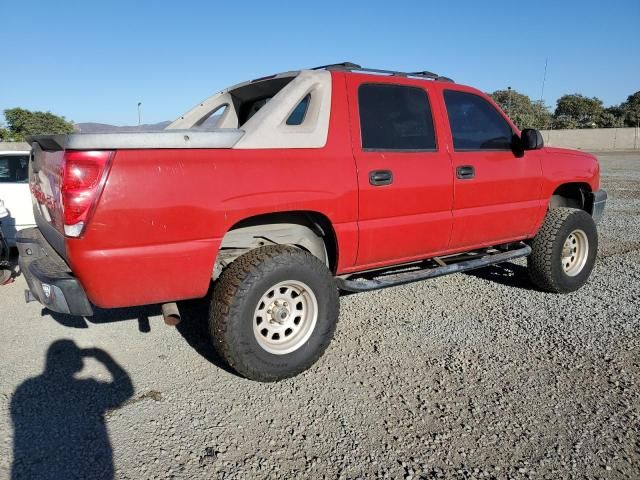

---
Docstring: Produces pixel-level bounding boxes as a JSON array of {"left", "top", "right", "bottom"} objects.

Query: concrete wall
[
  {"left": 0, "top": 142, "right": 30, "bottom": 151},
  {"left": 541, "top": 128, "right": 640, "bottom": 151}
]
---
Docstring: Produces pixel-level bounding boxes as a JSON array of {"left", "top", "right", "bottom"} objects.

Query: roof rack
[{"left": 312, "top": 62, "right": 454, "bottom": 83}]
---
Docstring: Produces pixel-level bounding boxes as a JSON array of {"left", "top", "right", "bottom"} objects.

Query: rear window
[
  {"left": 358, "top": 84, "right": 436, "bottom": 151},
  {"left": 0, "top": 155, "right": 29, "bottom": 183}
]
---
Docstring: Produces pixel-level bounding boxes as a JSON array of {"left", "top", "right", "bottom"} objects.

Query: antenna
[{"left": 540, "top": 57, "right": 548, "bottom": 103}]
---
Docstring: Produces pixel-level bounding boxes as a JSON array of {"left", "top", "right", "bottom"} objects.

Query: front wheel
[
  {"left": 527, "top": 207, "right": 598, "bottom": 293},
  {"left": 209, "top": 245, "right": 339, "bottom": 382}
]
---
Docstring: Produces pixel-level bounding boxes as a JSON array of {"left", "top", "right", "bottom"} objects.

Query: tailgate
[{"left": 29, "top": 140, "right": 67, "bottom": 259}]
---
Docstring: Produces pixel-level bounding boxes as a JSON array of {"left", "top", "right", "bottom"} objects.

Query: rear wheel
[
  {"left": 209, "top": 245, "right": 339, "bottom": 381},
  {"left": 527, "top": 207, "right": 598, "bottom": 293}
]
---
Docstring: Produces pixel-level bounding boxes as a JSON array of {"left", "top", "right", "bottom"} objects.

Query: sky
[{"left": 1, "top": 0, "right": 639, "bottom": 126}]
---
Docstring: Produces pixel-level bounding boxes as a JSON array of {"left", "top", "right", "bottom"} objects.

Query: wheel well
[
  {"left": 549, "top": 183, "right": 592, "bottom": 211},
  {"left": 214, "top": 211, "right": 338, "bottom": 279}
]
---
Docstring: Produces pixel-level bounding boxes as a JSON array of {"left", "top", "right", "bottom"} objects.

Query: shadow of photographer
[{"left": 10, "top": 339, "right": 133, "bottom": 480}]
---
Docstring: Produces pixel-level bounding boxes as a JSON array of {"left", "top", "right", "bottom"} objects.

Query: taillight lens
[{"left": 61, "top": 150, "right": 113, "bottom": 237}]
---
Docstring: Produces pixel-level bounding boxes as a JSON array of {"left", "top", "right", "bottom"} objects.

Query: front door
[
  {"left": 441, "top": 89, "right": 543, "bottom": 249},
  {"left": 346, "top": 75, "right": 454, "bottom": 270}
]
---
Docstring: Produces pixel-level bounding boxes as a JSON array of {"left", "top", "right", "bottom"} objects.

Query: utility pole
[
  {"left": 633, "top": 109, "right": 640, "bottom": 150},
  {"left": 507, "top": 86, "right": 512, "bottom": 117},
  {"left": 137, "top": 102, "right": 143, "bottom": 126}
]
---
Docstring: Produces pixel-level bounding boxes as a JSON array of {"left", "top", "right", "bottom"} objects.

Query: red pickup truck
[{"left": 19, "top": 63, "right": 606, "bottom": 381}]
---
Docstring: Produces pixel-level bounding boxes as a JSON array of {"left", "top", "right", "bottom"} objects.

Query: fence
[{"left": 540, "top": 128, "right": 640, "bottom": 151}]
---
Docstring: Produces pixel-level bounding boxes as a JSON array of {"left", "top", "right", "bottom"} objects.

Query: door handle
[
  {"left": 456, "top": 165, "right": 475, "bottom": 179},
  {"left": 369, "top": 170, "right": 393, "bottom": 186}
]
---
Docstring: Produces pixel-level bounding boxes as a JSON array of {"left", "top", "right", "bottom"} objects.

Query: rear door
[
  {"left": 441, "top": 89, "right": 542, "bottom": 249},
  {"left": 346, "top": 75, "right": 454, "bottom": 269}
]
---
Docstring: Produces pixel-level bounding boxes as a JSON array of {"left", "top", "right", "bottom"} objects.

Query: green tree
[
  {"left": 553, "top": 94, "right": 604, "bottom": 128},
  {"left": 597, "top": 106, "right": 625, "bottom": 128},
  {"left": 2, "top": 108, "right": 75, "bottom": 141},
  {"left": 489, "top": 89, "right": 553, "bottom": 130},
  {"left": 620, "top": 91, "right": 640, "bottom": 127}
]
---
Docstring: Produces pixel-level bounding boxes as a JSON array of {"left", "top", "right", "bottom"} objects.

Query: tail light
[{"left": 61, "top": 150, "right": 114, "bottom": 237}]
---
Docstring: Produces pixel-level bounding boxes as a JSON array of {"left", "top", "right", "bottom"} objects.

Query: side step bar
[{"left": 336, "top": 243, "right": 532, "bottom": 293}]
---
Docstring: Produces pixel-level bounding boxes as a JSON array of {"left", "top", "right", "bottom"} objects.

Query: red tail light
[{"left": 61, "top": 150, "right": 113, "bottom": 237}]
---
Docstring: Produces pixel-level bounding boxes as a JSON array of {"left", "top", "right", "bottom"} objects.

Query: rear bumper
[
  {"left": 16, "top": 227, "right": 93, "bottom": 316},
  {"left": 589, "top": 190, "right": 607, "bottom": 223}
]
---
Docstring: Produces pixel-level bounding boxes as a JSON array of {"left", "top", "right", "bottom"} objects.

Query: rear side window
[
  {"left": 198, "top": 104, "right": 228, "bottom": 129},
  {"left": 0, "top": 155, "right": 29, "bottom": 183},
  {"left": 358, "top": 84, "right": 436, "bottom": 151},
  {"left": 444, "top": 90, "right": 514, "bottom": 150},
  {"left": 286, "top": 94, "right": 311, "bottom": 125}
]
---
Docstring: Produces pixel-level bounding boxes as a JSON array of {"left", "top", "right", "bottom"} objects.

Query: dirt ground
[{"left": 1, "top": 152, "right": 638, "bottom": 479}]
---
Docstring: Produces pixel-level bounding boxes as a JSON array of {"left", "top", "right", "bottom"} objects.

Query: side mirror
[{"left": 520, "top": 128, "right": 544, "bottom": 150}]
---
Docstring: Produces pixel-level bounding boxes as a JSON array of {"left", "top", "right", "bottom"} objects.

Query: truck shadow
[
  {"left": 175, "top": 292, "right": 239, "bottom": 377},
  {"left": 10, "top": 339, "right": 133, "bottom": 480},
  {"left": 465, "top": 262, "right": 536, "bottom": 290},
  {"left": 43, "top": 305, "right": 161, "bottom": 331},
  {"left": 41, "top": 288, "right": 238, "bottom": 377}
]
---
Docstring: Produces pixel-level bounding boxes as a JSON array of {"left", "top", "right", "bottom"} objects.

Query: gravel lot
[{"left": 1, "top": 152, "right": 639, "bottom": 480}]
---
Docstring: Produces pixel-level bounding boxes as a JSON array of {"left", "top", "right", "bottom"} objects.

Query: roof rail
[{"left": 312, "top": 62, "right": 454, "bottom": 83}]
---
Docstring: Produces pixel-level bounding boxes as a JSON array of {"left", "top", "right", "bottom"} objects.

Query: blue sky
[{"left": 1, "top": 0, "right": 638, "bottom": 126}]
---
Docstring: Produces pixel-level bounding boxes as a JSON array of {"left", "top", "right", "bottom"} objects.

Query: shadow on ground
[
  {"left": 10, "top": 339, "right": 133, "bottom": 480},
  {"left": 465, "top": 262, "right": 536, "bottom": 290},
  {"left": 175, "top": 292, "right": 239, "bottom": 376},
  {"left": 0, "top": 248, "right": 21, "bottom": 285},
  {"left": 43, "top": 304, "right": 162, "bottom": 330},
  {"left": 40, "top": 285, "right": 238, "bottom": 376}
]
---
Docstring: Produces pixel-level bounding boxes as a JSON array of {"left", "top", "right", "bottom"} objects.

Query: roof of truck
[{"left": 311, "top": 62, "right": 454, "bottom": 83}]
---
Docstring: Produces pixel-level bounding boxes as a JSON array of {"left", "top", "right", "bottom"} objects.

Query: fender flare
[{"left": 213, "top": 223, "right": 327, "bottom": 279}]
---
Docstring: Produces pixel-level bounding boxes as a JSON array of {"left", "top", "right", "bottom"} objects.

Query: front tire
[
  {"left": 209, "top": 245, "right": 339, "bottom": 381},
  {"left": 527, "top": 207, "right": 598, "bottom": 293}
]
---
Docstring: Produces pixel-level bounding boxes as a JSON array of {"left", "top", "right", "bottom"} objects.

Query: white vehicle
[{"left": 0, "top": 150, "right": 35, "bottom": 245}]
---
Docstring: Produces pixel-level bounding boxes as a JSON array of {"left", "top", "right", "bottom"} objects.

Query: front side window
[
  {"left": 358, "top": 84, "right": 436, "bottom": 151},
  {"left": 0, "top": 155, "right": 29, "bottom": 183},
  {"left": 444, "top": 90, "right": 514, "bottom": 150}
]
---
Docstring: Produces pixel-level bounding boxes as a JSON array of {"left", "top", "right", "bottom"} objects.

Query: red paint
[{"left": 33, "top": 71, "right": 601, "bottom": 308}]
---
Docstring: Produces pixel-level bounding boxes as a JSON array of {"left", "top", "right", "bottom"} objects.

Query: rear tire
[
  {"left": 527, "top": 207, "right": 598, "bottom": 293},
  {"left": 209, "top": 245, "right": 339, "bottom": 382}
]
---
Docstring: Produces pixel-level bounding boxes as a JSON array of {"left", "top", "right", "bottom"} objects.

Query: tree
[
  {"left": 620, "top": 91, "right": 640, "bottom": 127},
  {"left": 2, "top": 108, "right": 75, "bottom": 141},
  {"left": 489, "top": 89, "right": 553, "bottom": 130},
  {"left": 553, "top": 94, "right": 604, "bottom": 128},
  {"left": 597, "top": 106, "right": 625, "bottom": 128}
]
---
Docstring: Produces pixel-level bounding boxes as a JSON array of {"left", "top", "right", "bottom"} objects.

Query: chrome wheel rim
[
  {"left": 561, "top": 229, "right": 589, "bottom": 277},
  {"left": 253, "top": 280, "right": 318, "bottom": 355}
]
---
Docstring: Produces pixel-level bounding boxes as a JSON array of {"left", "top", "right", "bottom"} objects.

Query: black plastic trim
[
  {"left": 589, "top": 189, "right": 607, "bottom": 223},
  {"left": 16, "top": 227, "right": 93, "bottom": 316}
]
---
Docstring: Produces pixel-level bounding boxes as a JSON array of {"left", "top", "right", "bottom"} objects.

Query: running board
[{"left": 336, "top": 243, "right": 532, "bottom": 293}]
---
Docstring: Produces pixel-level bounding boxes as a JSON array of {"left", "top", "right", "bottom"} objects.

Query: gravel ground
[{"left": 0, "top": 152, "right": 639, "bottom": 480}]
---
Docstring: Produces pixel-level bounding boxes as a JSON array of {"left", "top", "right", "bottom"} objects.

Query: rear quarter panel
[{"left": 68, "top": 78, "right": 358, "bottom": 308}]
